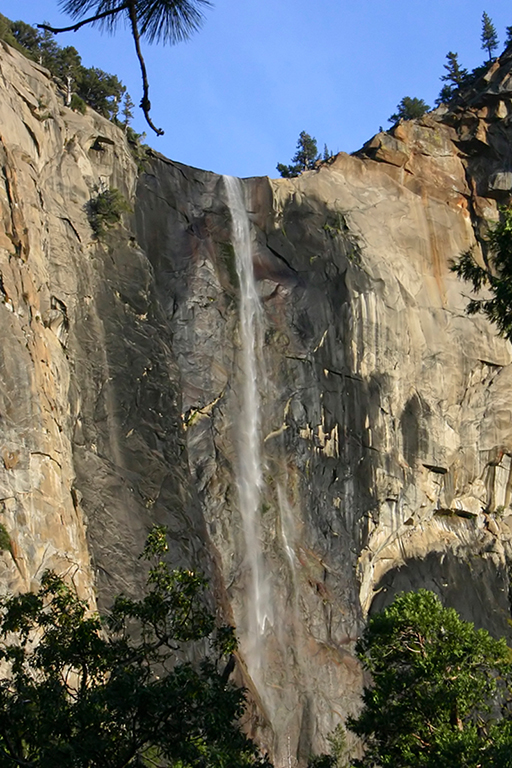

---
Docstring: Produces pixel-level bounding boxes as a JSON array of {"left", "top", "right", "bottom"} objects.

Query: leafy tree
[
  {"left": 75, "top": 66, "right": 126, "bottom": 120},
  {"left": 10, "top": 19, "right": 43, "bottom": 57},
  {"left": 0, "top": 525, "right": 270, "bottom": 768},
  {"left": 388, "top": 96, "right": 430, "bottom": 123},
  {"left": 39, "top": 0, "right": 213, "bottom": 136},
  {"left": 481, "top": 11, "right": 499, "bottom": 61},
  {"left": 51, "top": 45, "right": 83, "bottom": 104},
  {"left": 308, "top": 724, "right": 350, "bottom": 768},
  {"left": 277, "top": 131, "right": 320, "bottom": 178},
  {"left": 347, "top": 590, "right": 512, "bottom": 768},
  {"left": 452, "top": 206, "right": 512, "bottom": 342}
]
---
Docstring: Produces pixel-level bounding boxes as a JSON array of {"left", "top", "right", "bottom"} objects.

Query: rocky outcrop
[{"left": 3, "top": 37, "right": 512, "bottom": 767}]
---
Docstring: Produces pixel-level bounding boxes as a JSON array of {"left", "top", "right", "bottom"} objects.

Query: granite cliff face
[{"left": 2, "top": 37, "right": 512, "bottom": 765}]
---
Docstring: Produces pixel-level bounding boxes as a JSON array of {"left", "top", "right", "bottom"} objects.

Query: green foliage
[
  {"left": 452, "top": 206, "right": 512, "bottom": 341},
  {"left": 75, "top": 66, "right": 125, "bottom": 120},
  {"left": 277, "top": 131, "right": 320, "bottom": 177},
  {"left": 442, "top": 51, "right": 467, "bottom": 87},
  {"left": 70, "top": 93, "right": 86, "bottom": 114},
  {"left": 307, "top": 724, "right": 350, "bottom": 768},
  {"left": 388, "top": 96, "right": 430, "bottom": 123},
  {"left": 87, "top": 186, "right": 132, "bottom": 238},
  {"left": 122, "top": 92, "right": 135, "bottom": 129},
  {"left": 436, "top": 52, "right": 471, "bottom": 105},
  {"left": 0, "top": 525, "right": 270, "bottom": 768},
  {"left": 126, "top": 126, "right": 151, "bottom": 172},
  {"left": 59, "top": 0, "right": 211, "bottom": 46},
  {"left": 481, "top": 11, "right": 499, "bottom": 61},
  {"left": 347, "top": 590, "right": 512, "bottom": 768}
]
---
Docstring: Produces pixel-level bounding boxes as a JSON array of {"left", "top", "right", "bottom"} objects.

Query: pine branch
[
  {"left": 127, "top": 0, "right": 164, "bottom": 136},
  {"left": 37, "top": 6, "right": 127, "bottom": 35}
]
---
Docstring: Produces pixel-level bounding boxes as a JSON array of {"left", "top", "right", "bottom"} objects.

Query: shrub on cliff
[
  {"left": 347, "top": 590, "right": 512, "bottom": 767},
  {"left": 86, "top": 186, "right": 132, "bottom": 238},
  {"left": 0, "top": 526, "right": 270, "bottom": 768},
  {"left": 388, "top": 96, "right": 430, "bottom": 123}
]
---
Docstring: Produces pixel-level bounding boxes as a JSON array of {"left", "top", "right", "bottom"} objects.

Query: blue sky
[{"left": 1, "top": 1, "right": 511, "bottom": 177}]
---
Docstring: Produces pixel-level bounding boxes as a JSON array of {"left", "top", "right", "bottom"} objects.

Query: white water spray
[{"left": 224, "top": 175, "right": 269, "bottom": 674}]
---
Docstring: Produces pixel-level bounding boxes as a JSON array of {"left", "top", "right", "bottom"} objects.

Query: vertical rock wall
[{"left": 2, "top": 38, "right": 512, "bottom": 768}]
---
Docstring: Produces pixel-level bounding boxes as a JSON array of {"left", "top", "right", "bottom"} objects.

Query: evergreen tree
[
  {"left": 506, "top": 25, "right": 512, "bottom": 45},
  {"left": 481, "top": 11, "right": 499, "bottom": 61},
  {"left": 452, "top": 206, "right": 512, "bottom": 341},
  {"left": 122, "top": 92, "right": 135, "bottom": 129},
  {"left": 277, "top": 131, "right": 320, "bottom": 178},
  {"left": 441, "top": 51, "right": 468, "bottom": 88},
  {"left": 389, "top": 96, "right": 430, "bottom": 123},
  {"left": 436, "top": 52, "right": 469, "bottom": 105},
  {"left": 75, "top": 67, "right": 126, "bottom": 121},
  {"left": 436, "top": 84, "right": 455, "bottom": 106},
  {"left": 323, "top": 143, "right": 333, "bottom": 162},
  {"left": 347, "top": 590, "right": 512, "bottom": 768},
  {"left": 39, "top": 0, "right": 213, "bottom": 136}
]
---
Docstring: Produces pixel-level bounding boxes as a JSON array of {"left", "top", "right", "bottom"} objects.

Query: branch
[
  {"left": 127, "top": 0, "right": 164, "bottom": 136},
  {"left": 220, "top": 653, "right": 236, "bottom": 686},
  {"left": 37, "top": 6, "right": 127, "bottom": 35}
]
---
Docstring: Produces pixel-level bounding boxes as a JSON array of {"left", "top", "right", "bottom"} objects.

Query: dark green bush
[{"left": 87, "top": 187, "right": 131, "bottom": 238}]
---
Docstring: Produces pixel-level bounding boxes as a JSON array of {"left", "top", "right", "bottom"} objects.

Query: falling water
[{"left": 223, "top": 175, "right": 269, "bottom": 676}]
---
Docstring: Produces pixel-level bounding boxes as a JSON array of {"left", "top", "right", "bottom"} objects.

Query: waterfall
[{"left": 223, "top": 175, "right": 269, "bottom": 677}]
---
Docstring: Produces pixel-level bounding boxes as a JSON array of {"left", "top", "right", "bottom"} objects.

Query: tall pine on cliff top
[
  {"left": 277, "top": 131, "right": 320, "bottom": 177},
  {"left": 481, "top": 11, "right": 499, "bottom": 61}
]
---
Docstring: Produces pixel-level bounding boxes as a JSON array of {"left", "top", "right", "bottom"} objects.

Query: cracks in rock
[
  {"left": 22, "top": 121, "right": 40, "bottom": 157},
  {"left": 265, "top": 242, "right": 298, "bottom": 274},
  {"left": 59, "top": 216, "right": 81, "bottom": 242},
  {"left": 1, "top": 143, "right": 29, "bottom": 260},
  {"left": 30, "top": 451, "right": 63, "bottom": 470},
  {"left": 321, "top": 366, "right": 364, "bottom": 382}
]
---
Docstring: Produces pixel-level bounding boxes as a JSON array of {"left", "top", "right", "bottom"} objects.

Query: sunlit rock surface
[{"left": 2, "top": 37, "right": 512, "bottom": 766}]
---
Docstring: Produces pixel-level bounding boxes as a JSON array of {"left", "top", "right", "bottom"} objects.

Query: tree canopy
[
  {"left": 388, "top": 96, "right": 430, "bottom": 123},
  {"left": 347, "top": 590, "right": 512, "bottom": 768},
  {"left": 0, "top": 525, "right": 270, "bottom": 768},
  {"left": 40, "top": 0, "right": 213, "bottom": 135},
  {"left": 277, "top": 131, "right": 320, "bottom": 178},
  {"left": 452, "top": 206, "right": 512, "bottom": 342}
]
